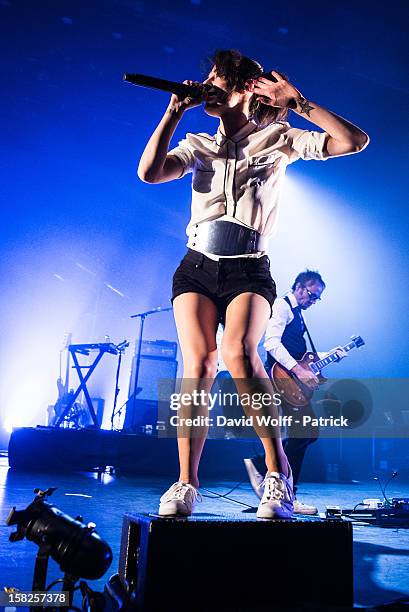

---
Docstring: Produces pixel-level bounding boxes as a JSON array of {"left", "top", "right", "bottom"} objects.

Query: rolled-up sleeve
[
  {"left": 285, "top": 127, "right": 329, "bottom": 163},
  {"left": 168, "top": 135, "right": 195, "bottom": 177}
]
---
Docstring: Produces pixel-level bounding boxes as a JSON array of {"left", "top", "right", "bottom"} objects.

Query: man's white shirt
[{"left": 263, "top": 292, "right": 300, "bottom": 371}]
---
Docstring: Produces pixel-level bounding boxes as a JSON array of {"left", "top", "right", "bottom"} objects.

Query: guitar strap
[{"left": 300, "top": 314, "right": 317, "bottom": 354}]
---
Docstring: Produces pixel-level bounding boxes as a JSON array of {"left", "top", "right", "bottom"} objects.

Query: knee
[
  {"left": 221, "top": 339, "right": 244, "bottom": 371},
  {"left": 184, "top": 354, "right": 218, "bottom": 379},
  {"left": 221, "top": 338, "right": 257, "bottom": 373}
]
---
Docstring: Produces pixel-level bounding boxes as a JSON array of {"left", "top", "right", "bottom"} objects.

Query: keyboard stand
[{"left": 54, "top": 345, "right": 108, "bottom": 428}]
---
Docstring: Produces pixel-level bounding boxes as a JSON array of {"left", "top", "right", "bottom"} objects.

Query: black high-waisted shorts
[{"left": 171, "top": 249, "right": 276, "bottom": 323}]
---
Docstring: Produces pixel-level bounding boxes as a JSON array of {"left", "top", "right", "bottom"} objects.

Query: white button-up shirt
[
  {"left": 169, "top": 120, "right": 328, "bottom": 255},
  {"left": 264, "top": 292, "right": 301, "bottom": 371}
]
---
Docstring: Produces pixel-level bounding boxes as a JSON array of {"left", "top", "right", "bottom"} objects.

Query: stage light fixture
[{"left": 6, "top": 488, "right": 113, "bottom": 585}]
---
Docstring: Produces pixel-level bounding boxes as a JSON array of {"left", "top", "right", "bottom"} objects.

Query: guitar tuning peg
[{"left": 350, "top": 334, "right": 365, "bottom": 349}]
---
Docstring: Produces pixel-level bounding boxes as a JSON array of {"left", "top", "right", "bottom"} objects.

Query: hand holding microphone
[
  {"left": 168, "top": 80, "right": 209, "bottom": 115},
  {"left": 123, "top": 72, "right": 228, "bottom": 115}
]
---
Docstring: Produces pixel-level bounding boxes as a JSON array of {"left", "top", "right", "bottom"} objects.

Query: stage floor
[{"left": 1, "top": 456, "right": 408, "bottom": 609}]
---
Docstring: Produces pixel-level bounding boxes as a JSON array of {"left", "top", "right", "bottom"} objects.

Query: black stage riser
[
  {"left": 118, "top": 512, "right": 353, "bottom": 611},
  {"left": 9, "top": 428, "right": 409, "bottom": 482},
  {"left": 8, "top": 428, "right": 261, "bottom": 479}
]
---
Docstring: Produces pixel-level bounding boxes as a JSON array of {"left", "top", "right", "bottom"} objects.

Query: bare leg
[
  {"left": 221, "top": 292, "right": 289, "bottom": 476},
  {"left": 172, "top": 292, "right": 219, "bottom": 488}
]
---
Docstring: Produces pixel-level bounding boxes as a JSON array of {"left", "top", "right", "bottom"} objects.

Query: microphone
[
  {"left": 123, "top": 72, "right": 227, "bottom": 102},
  {"left": 123, "top": 72, "right": 295, "bottom": 108}
]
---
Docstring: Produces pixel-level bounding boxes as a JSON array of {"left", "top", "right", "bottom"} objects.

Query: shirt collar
[
  {"left": 286, "top": 292, "right": 299, "bottom": 309},
  {"left": 215, "top": 120, "right": 258, "bottom": 147}
]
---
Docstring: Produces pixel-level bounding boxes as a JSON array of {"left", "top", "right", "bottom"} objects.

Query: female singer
[{"left": 138, "top": 49, "right": 368, "bottom": 518}]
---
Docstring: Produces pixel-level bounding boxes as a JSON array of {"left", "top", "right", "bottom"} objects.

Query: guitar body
[
  {"left": 271, "top": 352, "right": 327, "bottom": 407},
  {"left": 270, "top": 336, "right": 364, "bottom": 408},
  {"left": 51, "top": 393, "right": 74, "bottom": 424}
]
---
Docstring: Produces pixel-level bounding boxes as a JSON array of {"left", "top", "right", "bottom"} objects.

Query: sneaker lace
[
  {"left": 262, "top": 474, "right": 285, "bottom": 502},
  {"left": 161, "top": 482, "right": 201, "bottom": 504}
]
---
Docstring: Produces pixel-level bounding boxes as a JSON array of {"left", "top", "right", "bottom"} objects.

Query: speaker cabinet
[
  {"left": 127, "top": 341, "right": 178, "bottom": 402},
  {"left": 118, "top": 512, "right": 353, "bottom": 611},
  {"left": 125, "top": 341, "right": 178, "bottom": 432},
  {"left": 122, "top": 399, "right": 159, "bottom": 433}
]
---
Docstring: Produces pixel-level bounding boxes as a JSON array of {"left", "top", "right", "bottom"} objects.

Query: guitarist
[{"left": 244, "top": 269, "right": 346, "bottom": 514}]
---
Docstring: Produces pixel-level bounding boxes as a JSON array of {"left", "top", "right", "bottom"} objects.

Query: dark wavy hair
[
  {"left": 209, "top": 49, "right": 289, "bottom": 126},
  {"left": 292, "top": 270, "right": 326, "bottom": 291}
]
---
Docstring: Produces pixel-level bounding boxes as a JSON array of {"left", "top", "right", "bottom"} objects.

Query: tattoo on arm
[{"left": 298, "top": 97, "right": 315, "bottom": 117}]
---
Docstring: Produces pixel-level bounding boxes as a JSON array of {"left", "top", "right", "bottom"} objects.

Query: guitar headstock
[
  {"left": 61, "top": 332, "right": 73, "bottom": 351},
  {"left": 351, "top": 335, "right": 365, "bottom": 348}
]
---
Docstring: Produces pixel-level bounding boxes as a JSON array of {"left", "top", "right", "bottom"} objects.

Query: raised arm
[
  {"left": 137, "top": 82, "right": 204, "bottom": 184},
  {"left": 248, "top": 71, "right": 369, "bottom": 157}
]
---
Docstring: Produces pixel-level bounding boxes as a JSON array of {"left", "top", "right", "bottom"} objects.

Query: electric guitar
[
  {"left": 270, "top": 335, "right": 365, "bottom": 407},
  {"left": 51, "top": 333, "right": 73, "bottom": 424}
]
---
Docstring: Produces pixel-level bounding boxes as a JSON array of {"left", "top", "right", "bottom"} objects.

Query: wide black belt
[{"left": 189, "top": 220, "right": 268, "bottom": 256}]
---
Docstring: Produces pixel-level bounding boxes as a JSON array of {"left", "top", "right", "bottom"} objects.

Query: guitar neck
[
  {"left": 310, "top": 341, "right": 356, "bottom": 374},
  {"left": 64, "top": 349, "right": 70, "bottom": 393},
  {"left": 62, "top": 333, "right": 72, "bottom": 393}
]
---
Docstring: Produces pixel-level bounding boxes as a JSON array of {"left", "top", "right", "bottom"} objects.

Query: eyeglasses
[{"left": 303, "top": 286, "right": 322, "bottom": 301}]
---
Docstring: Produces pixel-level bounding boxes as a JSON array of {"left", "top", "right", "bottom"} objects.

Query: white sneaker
[
  {"left": 158, "top": 481, "right": 200, "bottom": 517},
  {"left": 243, "top": 458, "right": 264, "bottom": 500},
  {"left": 256, "top": 468, "right": 294, "bottom": 519},
  {"left": 293, "top": 499, "right": 318, "bottom": 515}
]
